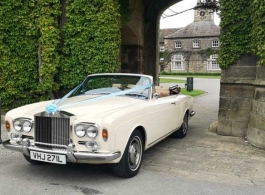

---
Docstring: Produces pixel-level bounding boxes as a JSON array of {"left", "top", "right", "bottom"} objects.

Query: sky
[{"left": 160, "top": 0, "right": 220, "bottom": 29}]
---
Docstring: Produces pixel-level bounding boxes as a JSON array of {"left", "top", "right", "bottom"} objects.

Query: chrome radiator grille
[{"left": 34, "top": 115, "right": 70, "bottom": 146}]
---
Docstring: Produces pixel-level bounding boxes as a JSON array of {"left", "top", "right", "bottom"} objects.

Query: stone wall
[
  {"left": 218, "top": 84, "right": 255, "bottom": 136},
  {"left": 247, "top": 66, "right": 265, "bottom": 148},
  {"left": 218, "top": 55, "right": 265, "bottom": 149},
  {"left": 218, "top": 55, "right": 257, "bottom": 136},
  {"left": 189, "top": 54, "right": 205, "bottom": 72}
]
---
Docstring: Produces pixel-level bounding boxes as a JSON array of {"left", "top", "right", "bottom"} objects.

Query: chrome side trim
[{"left": 3, "top": 139, "right": 121, "bottom": 163}]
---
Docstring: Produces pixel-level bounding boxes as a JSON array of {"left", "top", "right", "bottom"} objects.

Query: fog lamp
[
  {"left": 11, "top": 133, "right": 22, "bottom": 142},
  {"left": 85, "top": 141, "right": 98, "bottom": 151}
]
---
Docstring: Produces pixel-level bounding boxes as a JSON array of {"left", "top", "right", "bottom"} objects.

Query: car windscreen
[{"left": 71, "top": 75, "right": 151, "bottom": 99}]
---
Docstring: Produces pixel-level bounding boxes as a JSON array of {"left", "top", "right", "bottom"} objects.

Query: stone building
[
  {"left": 160, "top": 3, "right": 221, "bottom": 73},
  {"left": 158, "top": 28, "right": 179, "bottom": 70}
]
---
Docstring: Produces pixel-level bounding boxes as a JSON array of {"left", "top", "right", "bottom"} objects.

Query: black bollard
[{"left": 186, "top": 77, "right": 194, "bottom": 92}]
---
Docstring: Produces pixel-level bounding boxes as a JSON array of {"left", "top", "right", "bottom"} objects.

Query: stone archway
[
  {"left": 121, "top": 0, "right": 182, "bottom": 84},
  {"left": 125, "top": 0, "right": 265, "bottom": 149},
  {"left": 121, "top": 25, "right": 143, "bottom": 74},
  {"left": 143, "top": 0, "right": 182, "bottom": 84}
]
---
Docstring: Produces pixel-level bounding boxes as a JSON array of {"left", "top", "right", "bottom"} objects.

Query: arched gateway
[
  {"left": 121, "top": 0, "right": 181, "bottom": 83},
  {"left": 126, "top": 0, "right": 265, "bottom": 149}
]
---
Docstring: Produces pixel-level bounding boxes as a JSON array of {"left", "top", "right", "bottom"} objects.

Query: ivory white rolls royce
[{"left": 3, "top": 73, "right": 195, "bottom": 178}]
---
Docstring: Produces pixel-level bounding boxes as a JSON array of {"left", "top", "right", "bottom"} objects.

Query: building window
[
  {"left": 193, "top": 40, "right": 200, "bottom": 48},
  {"left": 207, "top": 54, "right": 220, "bottom": 70},
  {"left": 175, "top": 41, "right": 182, "bottom": 48},
  {"left": 160, "top": 58, "right": 164, "bottom": 63},
  {"left": 160, "top": 46, "right": 165, "bottom": 52},
  {"left": 171, "top": 54, "right": 185, "bottom": 70},
  {"left": 212, "top": 40, "right": 219, "bottom": 47}
]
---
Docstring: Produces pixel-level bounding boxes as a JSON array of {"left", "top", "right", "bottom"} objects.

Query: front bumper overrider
[
  {"left": 3, "top": 139, "right": 121, "bottom": 163},
  {"left": 190, "top": 111, "right": 195, "bottom": 117}
]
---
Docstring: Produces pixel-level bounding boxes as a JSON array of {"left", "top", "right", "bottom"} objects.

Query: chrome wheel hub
[{"left": 128, "top": 136, "right": 142, "bottom": 171}]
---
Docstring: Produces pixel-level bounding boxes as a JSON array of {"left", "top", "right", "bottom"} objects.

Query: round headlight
[
  {"left": 87, "top": 125, "right": 98, "bottom": 138},
  {"left": 13, "top": 120, "right": 22, "bottom": 132},
  {"left": 23, "top": 121, "right": 32, "bottom": 133},
  {"left": 75, "top": 125, "right": 86, "bottom": 138}
]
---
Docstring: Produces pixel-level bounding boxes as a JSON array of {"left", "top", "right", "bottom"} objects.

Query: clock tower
[{"left": 194, "top": 1, "right": 214, "bottom": 22}]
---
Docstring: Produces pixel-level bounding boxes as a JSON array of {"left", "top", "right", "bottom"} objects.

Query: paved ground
[
  {"left": 0, "top": 78, "right": 265, "bottom": 194},
  {"left": 145, "top": 78, "right": 265, "bottom": 185}
]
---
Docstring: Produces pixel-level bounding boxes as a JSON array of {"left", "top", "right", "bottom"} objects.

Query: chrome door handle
[{"left": 171, "top": 102, "right": 176, "bottom": 105}]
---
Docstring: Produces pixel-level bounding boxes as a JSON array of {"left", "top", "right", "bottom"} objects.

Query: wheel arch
[
  {"left": 185, "top": 109, "right": 190, "bottom": 117},
  {"left": 114, "top": 123, "right": 147, "bottom": 160},
  {"left": 182, "top": 107, "right": 190, "bottom": 120},
  {"left": 134, "top": 126, "right": 147, "bottom": 150}
]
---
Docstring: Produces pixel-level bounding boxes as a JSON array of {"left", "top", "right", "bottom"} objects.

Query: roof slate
[
  {"left": 159, "top": 28, "right": 180, "bottom": 43},
  {"left": 164, "top": 21, "right": 220, "bottom": 39}
]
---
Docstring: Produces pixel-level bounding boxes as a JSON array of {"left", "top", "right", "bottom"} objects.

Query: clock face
[
  {"left": 197, "top": 10, "right": 207, "bottom": 20},
  {"left": 200, "top": 11, "right": 205, "bottom": 16}
]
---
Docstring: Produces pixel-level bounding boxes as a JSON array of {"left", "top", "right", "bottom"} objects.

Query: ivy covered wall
[
  {"left": 218, "top": 0, "right": 252, "bottom": 68},
  {"left": 0, "top": 1, "right": 40, "bottom": 108},
  {"left": 60, "top": 0, "right": 121, "bottom": 88},
  {"left": 251, "top": 0, "right": 265, "bottom": 65},
  {"left": 218, "top": 0, "right": 265, "bottom": 68},
  {"left": 0, "top": 0, "right": 121, "bottom": 110}
]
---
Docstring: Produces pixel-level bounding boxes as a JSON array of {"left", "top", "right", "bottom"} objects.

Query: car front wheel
[{"left": 112, "top": 130, "right": 143, "bottom": 178}]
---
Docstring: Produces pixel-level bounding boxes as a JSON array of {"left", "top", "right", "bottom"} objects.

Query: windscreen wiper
[
  {"left": 124, "top": 93, "right": 148, "bottom": 99},
  {"left": 91, "top": 92, "right": 111, "bottom": 95}
]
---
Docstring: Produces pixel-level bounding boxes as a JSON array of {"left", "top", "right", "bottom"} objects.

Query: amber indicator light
[
  {"left": 5, "top": 121, "right": 10, "bottom": 131},
  {"left": 102, "top": 129, "right": 108, "bottom": 141}
]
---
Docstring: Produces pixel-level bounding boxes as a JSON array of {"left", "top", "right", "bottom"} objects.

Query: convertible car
[{"left": 2, "top": 73, "right": 195, "bottom": 178}]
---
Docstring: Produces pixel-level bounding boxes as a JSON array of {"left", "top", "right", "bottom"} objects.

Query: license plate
[{"left": 30, "top": 151, "right": 66, "bottom": 164}]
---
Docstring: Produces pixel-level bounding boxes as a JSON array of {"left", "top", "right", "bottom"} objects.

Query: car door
[{"left": 147, "top": 95, "right": 182, "bottom": 144}]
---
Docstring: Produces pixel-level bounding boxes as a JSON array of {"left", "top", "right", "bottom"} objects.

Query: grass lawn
[
  {"left": 159, "top": 78, "right": 205, "bottom": 97},
  {"left": 160, "top": 75, "right": 221, "bottom": 79},
  {"left": 180, "top": 88, "right": 205, "bottom": 97},
  {"left": 159, "top": 78, "right": 186, "bottom": 83}
]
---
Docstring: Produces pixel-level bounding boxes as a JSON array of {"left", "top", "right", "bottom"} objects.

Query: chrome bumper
[{"left": 3, "top": 139, "right": 121, "bottom": 163}]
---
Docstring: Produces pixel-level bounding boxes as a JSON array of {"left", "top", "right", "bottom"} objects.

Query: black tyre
[
  {"left": 172, "top": 113, "right": 188, "bottom": 139},
  {"left": 113, "top": 130, "right": 143, "bottom": 178},
  {"left": 23, "top": 154, "right": 46, "bottom": 165}
]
